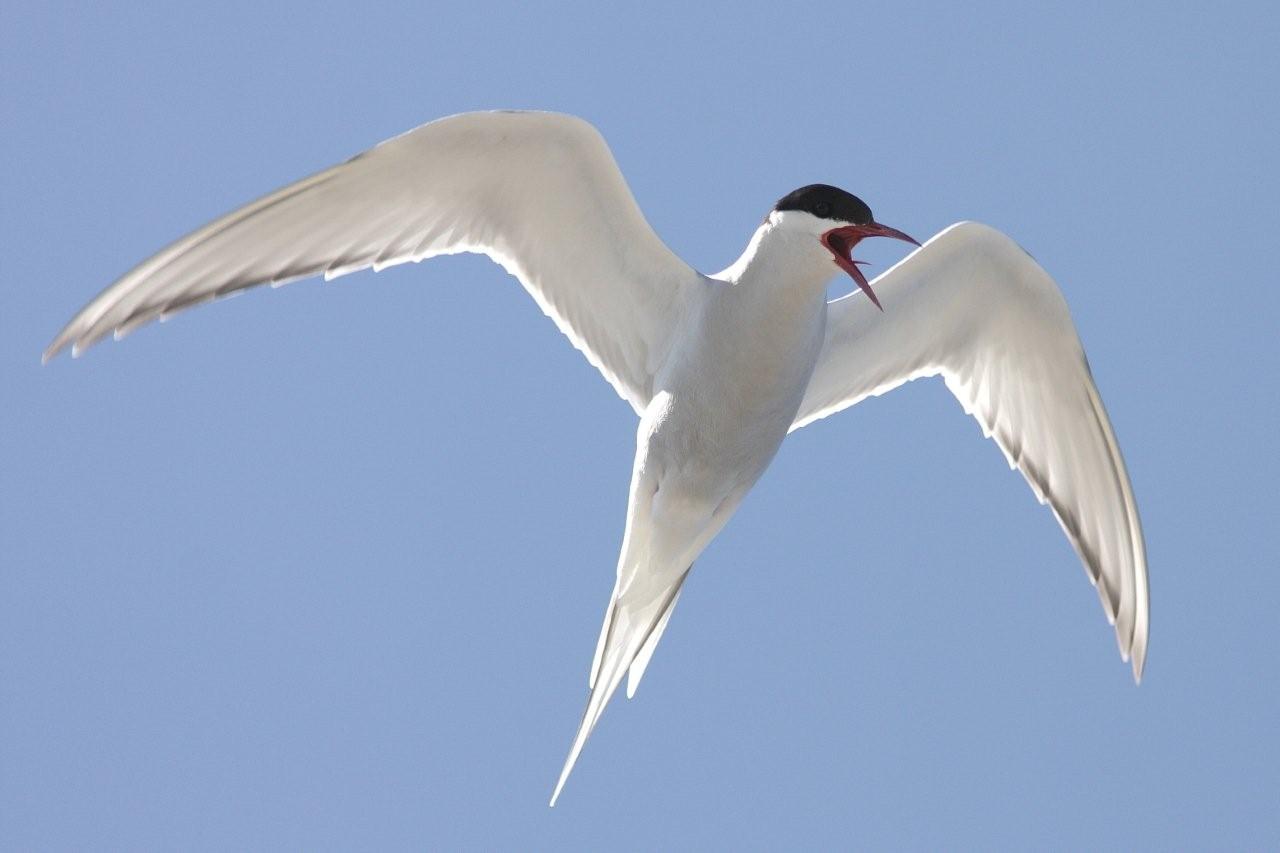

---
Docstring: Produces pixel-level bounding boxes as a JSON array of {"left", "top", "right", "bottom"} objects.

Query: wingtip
[
  {"left": 42, "top": 333, "right": 70, "bottom": 364},
  {"left": 1130, "top": 618, "right": 1148, "bottom": 684},
  {"left": 1117, "top": 635, "right": 1146, "bottom": 685}
]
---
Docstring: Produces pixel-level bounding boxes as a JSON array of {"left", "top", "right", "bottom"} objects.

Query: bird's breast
[{"left": 649, "top": 285, "right": 827, "bottom": 478}]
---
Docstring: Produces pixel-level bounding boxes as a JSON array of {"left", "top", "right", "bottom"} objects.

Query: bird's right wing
[
  {"left": 45, "top": 111, "right": 701, "bottom": 414},
  {"left": 793, "top": 222, "right": 1148, "bottom": 680}
]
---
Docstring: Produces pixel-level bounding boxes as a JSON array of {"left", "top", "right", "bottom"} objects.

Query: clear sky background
[{"left": 3, "top": 1, "right": 1278, "bottom": 849}]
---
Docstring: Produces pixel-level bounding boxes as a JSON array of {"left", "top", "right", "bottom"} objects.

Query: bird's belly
[{"left": 648, "top": 324, "right": 822, "bottom": 505}]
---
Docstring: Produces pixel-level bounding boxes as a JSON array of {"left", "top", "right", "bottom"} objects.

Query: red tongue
[{"left": 821, "top": 222, "right": 921, "bottom": 310}]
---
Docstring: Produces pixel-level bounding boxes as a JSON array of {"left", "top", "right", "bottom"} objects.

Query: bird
[{"left": 44, "top": 110, "right": 1148, "bottom": 805}]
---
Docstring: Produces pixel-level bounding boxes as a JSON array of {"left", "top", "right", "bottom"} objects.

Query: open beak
[{"left": 821, "top": 222, "right": 920, "bottom": 310}]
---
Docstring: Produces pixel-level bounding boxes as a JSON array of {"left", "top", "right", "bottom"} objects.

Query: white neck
[{"left": 714, "top": 212, "right": 841, "bottom": 294}]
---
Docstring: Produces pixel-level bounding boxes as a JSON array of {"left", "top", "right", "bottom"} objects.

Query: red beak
[{"left": 821, "top": 222, "right": 920, "bottom": 310}]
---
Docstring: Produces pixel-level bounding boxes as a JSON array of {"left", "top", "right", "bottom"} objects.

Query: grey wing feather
[
  {"left": 46, "top": 111, "right": 700, "bottom": 414},
  {"left": 794, "top": 222, "right": 1149, "bottom": 680}
]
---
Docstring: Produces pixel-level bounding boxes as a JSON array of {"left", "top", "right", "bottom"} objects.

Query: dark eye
[{"left": 813, "top": 201, "right": 831, "bottom": 217}]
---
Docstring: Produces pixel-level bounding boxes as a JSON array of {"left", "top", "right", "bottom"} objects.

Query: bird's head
[{"left": 770, "top": 184, "right": 919, "bottom": 309}]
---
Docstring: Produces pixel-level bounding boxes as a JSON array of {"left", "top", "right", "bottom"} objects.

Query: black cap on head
[{"left": 773, "top": 184, "right": 872, "bottom": 224}]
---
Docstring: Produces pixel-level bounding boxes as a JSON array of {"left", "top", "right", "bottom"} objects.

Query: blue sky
[{"left": 3, "top": 1, "right": 1277, "bottom": 848}]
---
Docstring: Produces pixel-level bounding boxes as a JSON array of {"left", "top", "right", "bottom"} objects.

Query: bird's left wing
[
  {"left": 792, "top": 222, "right": 1148, "bottom": 679},
  {"left": 44, "top": 111, "right": 700, "bottom": 414}
]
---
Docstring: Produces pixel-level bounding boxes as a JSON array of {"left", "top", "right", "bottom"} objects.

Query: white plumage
[{"left": 45, "top": 110, "right": 1148, "bottom": 806}]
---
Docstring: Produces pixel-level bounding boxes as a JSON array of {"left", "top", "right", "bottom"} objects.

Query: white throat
[{"left": 714, "top": 210, "right": 842, "bottom": 292}]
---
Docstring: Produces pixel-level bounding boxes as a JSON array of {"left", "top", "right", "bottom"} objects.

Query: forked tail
[{"left": 550, "top": 568, "right": 690, "bottom": 806}]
